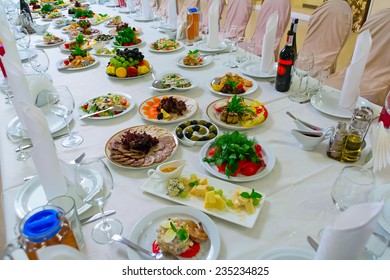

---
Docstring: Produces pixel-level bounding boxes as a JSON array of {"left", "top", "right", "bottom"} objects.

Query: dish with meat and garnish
[
  {"left": 149, "top": 38, "right": 183, "bottom": 52},
  {"left": 56, "top": 46, "right": 97, "bottom": 70},
  {"left": 35, "top": 32, "right": 64, "bottom": 47},
  {"left": 177, "top": 50, "right": 213, "bottom": 68},
  {"left": 139, "top": 95, "right": 197, "bottom": 124},
  {"left": 150, "top": 73, "right": 196, "bottom": 92},
  {"left": 59, "top": 34, "right": 96, "bottom": 51},
  {"left": 209, "top": 72, "right": 258, "bottom": 96},
  {"left": 105, "top": 125, "right": 178, "bottom": 169},
  {"left": 105, "top": 15, "right": 124, "bottom": 27}
]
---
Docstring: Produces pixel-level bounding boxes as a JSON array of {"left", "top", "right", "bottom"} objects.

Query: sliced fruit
[
  {"left": 137, "top": 65, "right": 150, "bottom": 75},
  {"left": 127, "top": 66, "right": 138, "bottom": 77},
  {"left": 115, "top": 67, "right": 127, "bottom": 78}
]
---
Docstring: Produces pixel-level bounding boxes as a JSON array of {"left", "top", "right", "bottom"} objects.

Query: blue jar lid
[
  {"left": 23, "top": 209, "right": 61, "bottom": 242},
  {"left": 188, "top": 8, "right": 198, "bottom": 13}
]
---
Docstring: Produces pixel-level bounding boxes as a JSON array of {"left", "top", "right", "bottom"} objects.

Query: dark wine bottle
[
  {"left": 275, "top": 33, "right": 295, "bottom": 92},
  {"left": 291, "top": 18, "right": 299, "bottom": 62},
  {"left": 20, "top": 0, "right": 33, "bottom": 23}
]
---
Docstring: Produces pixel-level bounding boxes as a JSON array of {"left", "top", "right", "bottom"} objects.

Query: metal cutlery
[
  {"left": 307, "top": 235, "right": 319, "bottom": 251},
  {"left": 286, "top": 111, "right": 323, "bottom": 131},
  {"left": 79, "top": 105, "right": 125, "bottom": 120},
  {"left": 80, "top": 210, "right": 116, "bottom": 225},
  {"left": 111, "top": 234, "right": 178, "bottom": 260}
]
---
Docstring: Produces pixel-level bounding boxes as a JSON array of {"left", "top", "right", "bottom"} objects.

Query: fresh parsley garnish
[
  {"left": 240, "top": 189, "right": 262, "bottom": 206},
  {"left": 188, "top": 180, "right": 199, "bottom": 188},
  {"left": 227, "top": 95, "right": 254, "bottom": 116},
  {"left": 170, "top": 222, "right": 188, "bottom": 241}
]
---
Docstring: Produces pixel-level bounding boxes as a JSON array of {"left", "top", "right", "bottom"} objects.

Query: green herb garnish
[
  {"left": 188, "top": 180, "right": 199, "bottom": 188},
  {"left": 71, "top": 46, "right": 86, "bottom": 57},
  {"left": 188, "top": 49, "right": 199, "bottom": 55},
  {"left": 240, "top": 189, "right": 262, "bottom": 206},
  {"left": 170, "top": 222, "right": 188, "bottom": 241},
  {"left": 74, "top": 9, "right": 93, "bottom": 18},
  {"left": 40, "top": 3, "right": 55, "bottom": 13},
  {"left": 75, "top": 34, "right": 86, "bottom": 45},
  {"left": 227, "top": 95, "right": 254, "bottom": 116}
]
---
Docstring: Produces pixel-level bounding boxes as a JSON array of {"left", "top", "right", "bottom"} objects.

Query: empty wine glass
[
  {"left": 46, "top": 85, "right": 84, "bottom": 148},
  {"left": 7, "top": 126, "right": 31, "bottom": 161},
  {"left": 223, "top": 25, "right": 238, "bottom": 68},
  {"left": 1, "top": 78, "right": 13, "bottom": 105},
  {"left": 15, "top": 27, "right": 31, "bottom": 51},
  {"left": 289, "top": 51, "right": 314, "bottom": 103},
  {"left": 318, "top": 67, "right": 330, "bottom": 93},
  {"left": 29, "top": 49, "right": 50, "bottom": 76},
  {"left": 74, "top": 158, "right": 123, "bottom": 244},
  {"left": 150, "top": 2, "right": 160, "bottom": 29}
]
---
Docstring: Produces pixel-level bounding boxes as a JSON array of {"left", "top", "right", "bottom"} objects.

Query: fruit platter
[
  {"left": 113, "top": 27, "right": 143, "bottom": 48},
  {"left": 175, "top": 119, "right": 219, "bottom": 146},
  {"left": 206, "top": 96, "right": 268, "bottom": 130},
  {"left": 57, "top": 46, "right": 97, "bottom": 71},
  {"left": 210, "top": 72, "right": 258, "bottom": 96},
  {"left": 139, "top": 95, "right": 197, "bottom": 123},
  {"left": 60, "top": 34, "right": 96, "bottom": 51},
  {"left": 149, "top": 38, "right": 183, "bottom": 52},
  {"left": 200, "top": 131, "right": 276, "bottom": 182},
  {"left": 105, "top": 48, "right": 151, "bottom": 79}
]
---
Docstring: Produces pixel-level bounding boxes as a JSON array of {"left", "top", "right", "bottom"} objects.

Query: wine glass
[
  {"left": 150, "top": 2, "right": 160, "bottom": 29},
  {"left": 46, "top": 85, "right": 84, "bottom": 148},
  {"left": 318, "top": 67, "right": 330, "bottom": 93},
  {"left": 331, "top": 166, "right": 375, "bottom": 212},
  {"left": 223, "top": 25, "right": 238, "bottom": 68},
  {"left": 74, "top": 158, "right": 123, "bottom": 244},
  {"left": 15, "top": 27, "right": 31, "bottom": 51},
  {"left": 29, "top": 49, "right": 50, "bottom": 76},
  {"left": 1, "top": 78, "right": 13, "bottom": 105},
  {"left": 7, "top": 126, "right": 31, "bottom": 161},
  {"left": 289, "top": 51, "right": 314, "bottom": 103}
]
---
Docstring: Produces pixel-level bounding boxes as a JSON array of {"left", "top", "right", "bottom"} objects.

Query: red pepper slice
[
  {"left": 240, "top": 162, "right": 263, "bottom": 176},
  {"left": 179, "top": 242, "right": 200, "bottom": 258}
]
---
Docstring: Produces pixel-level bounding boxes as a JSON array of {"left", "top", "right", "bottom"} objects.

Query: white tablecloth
[{"left": 1, "top": 4, "right": 389, "bottom": 260}]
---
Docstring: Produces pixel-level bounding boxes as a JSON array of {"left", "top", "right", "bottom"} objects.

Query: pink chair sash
[
  {"left": 202, "top": 0, "right": 225, "bottom": 28},
  {"left": 251, "top": 0, "right": 291, "bottom": 57},
  {"left": 301, "top": 0, "right": 352, "bottom": 74},
  {"left": 222, "top": 0, "right": 252, "bottom": 37}
]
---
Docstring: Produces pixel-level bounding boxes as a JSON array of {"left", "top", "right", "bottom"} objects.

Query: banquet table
[{"left": 1, "top": 4, "right": 390, "bottom": 260}]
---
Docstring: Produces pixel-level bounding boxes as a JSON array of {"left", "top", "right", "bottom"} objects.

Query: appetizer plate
[
  {"left": 141, "top": 170, "right": 265, "bottom": 228},
  {"left": 150, "top": 73, "right": 197, "bottom": 92},
  {"left": 35, "top": 38, "right": 65, "bottom": 48},
  {"left": 41, "top": 16, "right": 63, "bottom": 22},
  {"left": 127, "top": 206, "right": 220, "bottom": 260},
  {"left": 310, "top": 89, "right": 380, "bottom": 119},
  {"left": 108, "top": 27, "right": 142, "bottom": 36},
  {"left": 59, "top": 41, "right": 95, "bottom": 52},
  {"left": 56, "top": 55, "right": 99, "bottom": 71},
  {"left": 368, "top": 183, "right": 390, "bottom": 233},
  {"left": 52, "top": 18, "right": 72, "bottom": 28},
  {"left": 105, "top": 125, "right": 178, "bottom": 169},
  {"left": 239, "top": 61, "right": 277, "bottom": 79},
  {"left": 199, "top": 138, "right": 276, "bottom": 182},
  {"left": 257, "top": 247, "right": 314, "bottom": 260},
  {"left": 91, "top": 48, "right": 116, "bottom": 57},
  {"left": 149, "top": 41, "right": 184, "bottom": 53},
  {"left": 78, "top": 92, "right": 135, "bottom": 120},
  {"left": 195, "top": 41, "right": 227, "bottom": 53},
  {"left": 14, "top": 175, "right": 91, "bottom": 219},
  {"left": 112, "top": 39, "right": 145, "bottom": 49},
  {"left": 176, "top": 55, "right": 213, "bottom": 68},
  {"left": 206, "top": 98, "right": 268, "bottom": 130},
  {"left": 175, "top": 119, "right": 219, "bottom": 147},
  {"left": 139, "top": 95, "right": 198, "bottom": 124},
  {"left": 209, "top": 75, "right": 258, "bottom": 96}
]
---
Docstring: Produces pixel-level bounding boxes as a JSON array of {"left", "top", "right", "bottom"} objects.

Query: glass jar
[{"left": 327, "top": 122, "right": 348, "bottom": 160}]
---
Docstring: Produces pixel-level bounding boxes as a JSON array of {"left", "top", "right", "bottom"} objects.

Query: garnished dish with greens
[
  {"left": 79, "top": 93, "right": 131, "bottom": 119},
  {"left": 182, "top": 49, "right": 203, "bottom": 66},
  {"left": 210, "top": 72, "right": 256, "bottom": 96},
  {"left": 113, "top": 27, "right": 142, "bottom": 47},
  {"left": 61, "top": 34, "right": 96, "bottom": 51},
  {"left": 59, "top": 46, "right": 96, "bottom": 69},
  {"left": 150, "top": 38, "right": 182, "bottom": 52}
]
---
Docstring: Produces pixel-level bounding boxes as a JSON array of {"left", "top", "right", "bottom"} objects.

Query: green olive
[
  {"left": 198, "top": 120, "right": 206, "bottom": 125},
  {"left": 176, "top": 127, "right": 182, "bottom": 133},
  {"left": 209, "top": 125, "right": 217, "bottom": 131},
  {"left": 190, "top": 135, "right": 199, "bottom": 141},
  {"left": 199, "top": 127, "right": 207, "bottom": 135},
  {"left": 186, "top": 127, "right": 194, "bottom": 133},
  {"left": 208, "top": 133, "right": 216, "bottom": 139},
  {"left": 183, "top": 121, "right": 191, "bottom": 127}
]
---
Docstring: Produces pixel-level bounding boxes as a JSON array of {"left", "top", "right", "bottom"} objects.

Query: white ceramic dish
[
  {"left": 52, "top": 18, "right": 72, "bottom": 28},
  {"left": 59, "top": 42, "right": 95, "bottom": 52},
  {"left": 91, "top": 48, "right": 116, "bottom": 57},
  {"left": 150, "top": 75, "right": 197, "bottom": 92},
  {"left": 310, "top": 89, "right": 380, "bottom": 119},
  {"left": 199, "top": 138, "right": 276, "bottom": 182},
  {"left": 141, "top": 170, "right": 265, "bottom": 228},
  {"left": 175, "top": 119, "right": 219, "bottom": 147},
  {"left": 109, "top": 27, "right": 142, "bottom": 36},
  {"left": 14, "top": 176, "right": 90, "bottom": 219},
  {"left": 208, "top": 75, "right": 258, "bottom": 96},
  {"left": 35, "top": 38, "right": 65, "bottom": 48},
  {"left": 56, "top": 55, "right": 99, "bottom": 71},
  {"left": 206, "top": 98, "right": 268, "bottom": 131},
  {"left": 195, "top": 41, "right": 227, "bottom": 53},
  {"left": 112, "top": 39, "right": 145, "bottom": 49},
  {"left": 139, "top": 95, "right": 198, "bottom": 124},
  {"left": 239, "top": 61, "right": 277, "bottom": 78},
  {"left": 78, "top": 93, "right": 135, "bottom": 120},
  {"left": 127, "top": 206, "right": 220, "bottom": 259},
  {"left": 257, "top": 247, "right": 314, "bottom": 260},
  {"left": 149, "top": 41, "right": 184, "bottom": 53},
  {"left": 176, "top": 55, "right": 213, "bottom": 68},
  {"left": 368, "top": 183, "right": 390, "bottom": 233}
]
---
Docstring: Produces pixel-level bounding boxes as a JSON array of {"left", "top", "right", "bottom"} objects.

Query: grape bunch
[{"left": 108, "top": 48, "right": 144, "bottom": 69}]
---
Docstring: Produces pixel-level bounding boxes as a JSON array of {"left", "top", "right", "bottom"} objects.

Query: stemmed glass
[
  {"left": 223, "top": 25, "right": 238, "bottom": 68},
  {"left": 74, "top": 158, "right": 123, "bottom": 244},
  {"left": 150, "top": 2, "right": 160, "bottom": 29},
  {"left": 29, "top": 49, "right": 50, "bottom": 76},
  {"left": 289, "top": 51, "right": 314, "bottom": 103},
  {"left": 7, "top": 126, "right": 31, "bottom": 161},
  {"left": 46, "top": 85, "right": 84, "bottom": 148},
  {"left": 318, "top": 67, "right": 330, "bottom": 93},
  {"left": 1, "top": 79, "right": 13, "bottom": 105}
]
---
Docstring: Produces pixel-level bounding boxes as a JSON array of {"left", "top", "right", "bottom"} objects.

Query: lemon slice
[
  {"left": 160, "top": 221, "right": 171, "bottom": 229},
  {"left": 163, "top": 229, "right": 176, "bottom": 243}
]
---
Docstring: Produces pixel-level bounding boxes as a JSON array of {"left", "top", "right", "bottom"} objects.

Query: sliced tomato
[
  {"left": 83, "top": 103, "right": 88, "bottom": 110},
  {"left": 236, "top": 84, "right": 244, "bottom": 91},
  {"left": 229, "top": 160, "right": 246, "bottom": 177},
  {"left": 207, "top": 147, "right": 218, "bottom": 157},
  {"left": 179, "top": 242, "right": 200, "bottom": 258},
  {"left": 254, "top": 144, "right": 262, "bottom": 152},
  {"left": 121, "top": 99, "right": 127, "bottom": 106},
  {"left": 240, "top": 162, "right": 263, "bottom": 176},
  {"left": 217, "top": 163, "right": 227, "bottom": 173}
]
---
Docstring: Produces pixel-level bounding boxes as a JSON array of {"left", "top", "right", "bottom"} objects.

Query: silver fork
[
  {"left": 79, "top": 105, "right": 125, "bottom": 120},
  {"left": 23, "top": 152, "right": 86, "bottom": 181}
]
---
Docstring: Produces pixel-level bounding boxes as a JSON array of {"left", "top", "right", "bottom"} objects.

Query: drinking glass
[
  {"left": 29, "top": 49, "right": 50, "bottom": 76},
  {"left": 331, "top": 166, "right": 375, "bottom": 212},
  {"left": 150, "top": 3, "right": 160, "bottom": 29},
  {"left": 7, "top": 126, "right": 31, "bottom": 161},
  {"left": 46, "top": 85, "right": 84, "bottom": 148},
  {"left": 289, "top": 51, "right": 314, "bottom": 103},
  {"left": 245, "top": 39, "right": 255, "bottom": 62},
  {"left": 318, "top": 67, "right": 330, "bottom": 93},
  {"left": 15, "top": 28, "right": 31, "bottom": 51},
  {"left": 74, "top": 158, "right": 123, "bottom": 244},
  {"left": 223, "top": 25, "right": 238, "bottom": 68},
  {"left": 235, "top": 36, "right": 247, "bottom": 65},
  {"left": 0, "top": 79, "right": 13, "bottom": 105},
  {"left": 201, "top": 24, "right": 208, "bottom": 42}
]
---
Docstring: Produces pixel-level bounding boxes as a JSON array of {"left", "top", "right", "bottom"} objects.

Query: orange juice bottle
[{"left": 187, "top": 8, "right": 200, "bottom": 43}]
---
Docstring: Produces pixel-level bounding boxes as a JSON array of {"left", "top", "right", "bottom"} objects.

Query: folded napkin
[
  {"left": 19, "top": 101, "right": 68, "bottom": 201},
  {"left": 167, "top": 0, "right": 177, "bottom": 29},
  {"left": 315, "top": 202, "right": 383, "bottom": 259},
  {"left": 207, "top": 0, "right": 220, "bottom": 49},
  {"left": 339, "top": 30, "right": 372, "bottom": 110},
  {"left": 260, "top": 11, "right": 278, "bottom": 73},
  {"left": 141, "top": 0, "right": 153, "bottom": 20},
  {"left": 26, "top": 74, "right": 54, "bottom": 106},
  {"left": 365, "top": 122, "right": 390, "bottom": 173}
]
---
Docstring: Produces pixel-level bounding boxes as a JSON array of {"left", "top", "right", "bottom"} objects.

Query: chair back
[
  {"left": 202, "top": 0, "right": 225, "bottom": 28},
  {"left": 156, "top": 0, "right": 168, "bottom": 19},
  {"left": 222, "top": 0, "right": 253, "bottom": 37},
  {"left": 301, "top": 0, "right": 352, "bottom": 74},
  {"left": 178, "top": 0, "right": 200, "bottom": 22},
  {"left": 251, "top": 0, "right": 291, "bottom": 57}
]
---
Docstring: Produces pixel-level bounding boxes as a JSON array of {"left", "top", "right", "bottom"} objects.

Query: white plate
[
  {"left": 91, "top": 48, "right": 116, "bottom": 57},
  {"left": 157, "top": 25, "right": 177, "bottom": 33},
  {"left": 109, "top": 27, "right": 142, "bottom": 36},
  {"left": 149, "top": 41, "right": 183, "bottom": 53},
  {"left": 239, "top": 61, "right": 277, "bottom": 78},
  {"left": 208, "top": 74, "right": 258, "bottom": 96},
  {"left": 206, "top": 98, "right": 268, "bottom": 131},
  {"left": 368, "top": 184, "right": 390, "bottom": 233},
  {"left": 150, "top": 73, "right": 197, "bottom": 92},
  {"left": 35, "top": 38, "right": 65, "bottom": 48},
  {"left": 133, "top": 15, "right": 155, "bottom": 22},
  {"left": 52, "top": 18, "right": 72, "bottom": 28},
  {"left": 56, "top": 55, "right": 99, "bottom": 71},
  {"left": 257, "top": 247, "right": 314, "bottom": 260},
  {"left": 199, "top": 137, "right": 276, "bottom": 182},
  {"left": 176, "top": 55, "right": 213, "bottom": 68},
  {"left": 139, "top": 95, "right": 198, "bottom": 124},
  {"left": 78, "top": 92, "right": 135, "bottom": 120},
  {"left": 195, "top": 41, "right": 227, "bottom": 53},
  {"left": 112, "top": 39, "right": 145, "bottom": 49},
  {"left": 14, "top": 176, "right": 91, "bottom": 219},
  {"left": 7, "top": 108, "right": 72, "bottom": 139},
  {"left": 310, "top": 89, "right": 380, "bottom": 119},
  {"left": 127, "top": 206, "right": 220, "bottom": 259},
  {"left": 105, "top": 2, "right": 119, "bottom": 7},
  {"left": 59, "top": 41, "right": 95, "bottom": 52},
  {"left": 141, "top": 170, "right": 264, "bottom": 228}
]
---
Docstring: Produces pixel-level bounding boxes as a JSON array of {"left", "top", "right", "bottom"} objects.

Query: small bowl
[{"left": 175, "top": 119, "right": 219, "bottom": 146}]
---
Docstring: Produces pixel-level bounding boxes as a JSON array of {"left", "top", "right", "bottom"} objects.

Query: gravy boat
[
  {"left": 291, "top": 126, "right": 335, "bottom": 151},
  {"left": 147, "top": 160, "right": 187, "bottom": 180}
]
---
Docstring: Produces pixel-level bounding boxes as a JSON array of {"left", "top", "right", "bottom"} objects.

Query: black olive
[
  {"left": 157, "top": 112, "right": 163, "bottom": 120},
  {"left": 176, "top": 131, "right": 184, "bottom": 139},
  {"left": 185, "top": 131, "right": 193, "bottom": 139},
  {"left": 199, "top": 136, "right": 209, "bottom": 141},
  {"left": 209, "top": 130, "right": 218, "bottom": 135},
  {"left": 192, "top": 125, "right": 200, "bottom": 132},
  {"left": 179, "top": 123, "right": 187, "bottom": 129},
  {"left": 204, "top": 122, "right": 213, "bottom": 128},
  {"left": 190, "top": 120, "right": 198, "bottom": 125}
]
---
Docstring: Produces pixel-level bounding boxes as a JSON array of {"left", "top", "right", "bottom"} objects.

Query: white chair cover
[
  {"left": 202, "top": 0, "right": 225, "bottom": 28},
  {"left": 221, "top": 0, "right": 252, "bottom": 37},
  {"left": 301, "top": 0, "right": 352, "bottom": 74},
  {"left": 178, "top": 0, "right": 200, "bottom": 22}
]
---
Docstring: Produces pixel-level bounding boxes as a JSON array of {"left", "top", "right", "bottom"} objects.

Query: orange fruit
[{"left": 115, "top": 67, "right": 127, "bottom": 78}]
